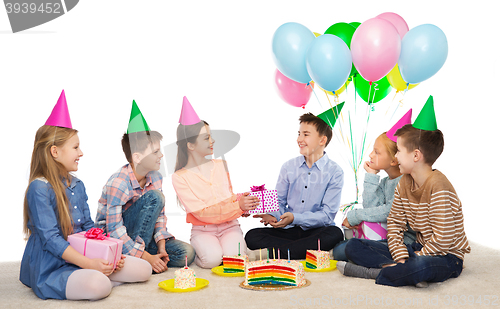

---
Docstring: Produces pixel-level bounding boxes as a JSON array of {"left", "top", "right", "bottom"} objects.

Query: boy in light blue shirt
[{"left": 245, "top": 113, "right": 344, "bottom": 259}]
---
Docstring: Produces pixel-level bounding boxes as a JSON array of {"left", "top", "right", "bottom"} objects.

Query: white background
[{"left": 1, "top": 0, "right": 498, "bottom": 262}]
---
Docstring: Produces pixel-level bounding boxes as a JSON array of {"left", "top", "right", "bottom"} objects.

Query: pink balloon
[
  {"left": 275, "top": 69, "right": 313, "bottom": 108},
  {"left": 377, "top": 12, "right": 409, "bottom": 39},
  {"left": 351, "top": 18, "right": 401, "bottom": 82}
]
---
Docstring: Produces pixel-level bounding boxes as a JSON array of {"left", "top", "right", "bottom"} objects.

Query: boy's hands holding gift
[
  {"left": 342, "top": 217, "right": 359, "bottom": 229},
  {"left": 253, "top": 214, "right": 278, "bottom": 226},
  {"left": 271, "top": 212, "right": 294, "bottom": 228}
]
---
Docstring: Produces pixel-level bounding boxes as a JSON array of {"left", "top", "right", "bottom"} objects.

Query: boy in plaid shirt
[{"left": 96, "top": 101, "right": 194, "bottom": 273}]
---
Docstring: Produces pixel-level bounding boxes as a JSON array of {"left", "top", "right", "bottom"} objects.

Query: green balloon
[
  {"left": 324, "top": 22, "right": 356, "bottom": 48},
  {"left": 353, "top": 74, "right": 392, "bottom": 104},
  {"left": 349, "top": 22, "right": 361, "bottom": 29}
]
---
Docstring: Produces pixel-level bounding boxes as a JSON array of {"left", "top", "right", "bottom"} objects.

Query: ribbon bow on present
[
  {"left": 250, "top": 184, "right": 266, "bottom": 192},
  {"left": 250, "top": 184, "right": 266, "bottom": 210},
  {"left": 84, "top": 228, "right": 107, "bottom": 240}
]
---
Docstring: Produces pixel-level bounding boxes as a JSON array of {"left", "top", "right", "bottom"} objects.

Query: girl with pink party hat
[
  {"left": 333, "top": 109, "right": 417, "bottom": 261},
  {"left": 20, "top": 91, "right": 151, "bottom": 300},
  {"left": 172, "top": 97, "right": 259, "bottom": 268}
]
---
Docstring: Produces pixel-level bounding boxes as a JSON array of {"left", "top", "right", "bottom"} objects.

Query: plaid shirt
[{"left": 96, "top": 164, "right": 173, "bottom": 257}]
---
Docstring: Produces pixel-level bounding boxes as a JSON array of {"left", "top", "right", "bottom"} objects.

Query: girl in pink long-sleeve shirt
[{"left": 172, "top": 120, "right": 259, "bottom": 268}]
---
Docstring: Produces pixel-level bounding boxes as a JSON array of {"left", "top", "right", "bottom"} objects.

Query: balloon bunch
[
  {"left": 272, "top": 12, "right": 448, "bottom": 108},
  {"left": 271, "top": 12, "right": 448, "bottom": 202}
]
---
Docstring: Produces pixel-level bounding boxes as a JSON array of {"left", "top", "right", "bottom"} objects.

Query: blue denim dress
[{"left": 20, "top": 177, "right": 94, "bottom": 300}]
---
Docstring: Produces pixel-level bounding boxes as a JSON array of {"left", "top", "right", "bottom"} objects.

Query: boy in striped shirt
[{"left": 338, "top": 96, "right": 470, "bottom": 287}]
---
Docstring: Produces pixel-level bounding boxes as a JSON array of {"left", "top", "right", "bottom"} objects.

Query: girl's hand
[
  {"left": 239, "top": 192, "right": 260, "bottom": 212},
  {"left": 88, "top": 258, "right": 114, "bottom": 276},
  {"left": 364, "top": 161, "right": 380, "bottom": 174},
  {"left": 113, "top": 255, "right": 126, "bottom": 272}
]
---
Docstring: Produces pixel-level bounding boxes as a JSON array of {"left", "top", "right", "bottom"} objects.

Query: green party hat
[
  {"left": 317, "top": 102, "right": 344, "bottom": 129},
  {"left": 413, "top": 95, "right": 437, "bottom": 131},
  {"left": 127, "top": 100, "right": 151, "bottom": 134}
]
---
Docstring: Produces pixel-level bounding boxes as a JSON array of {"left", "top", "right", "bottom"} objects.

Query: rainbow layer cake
[
  {"left": 305, "top": 250, "right": 330, "bottom": 269},
  {"left": 223, "top": 255, "right": 248, "bottom": 273},
  {"left": 174, "top": 267, "right": 196, "bottom": 289},
  {"left": 244, "top": 259, "right": 306, "bottom": 287}
]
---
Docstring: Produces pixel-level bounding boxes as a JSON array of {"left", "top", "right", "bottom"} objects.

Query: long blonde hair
[{"left": 23, "top": 125, "right": 78, "bottom": 240}]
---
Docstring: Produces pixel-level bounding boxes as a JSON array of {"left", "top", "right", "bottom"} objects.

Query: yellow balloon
[
  {"left": 313, "top": 32, "right": 322, "bottom": 37},
  {"left": 387, "top": 64, "right": 419, "bottom": 91},
  {"left": 320, "top": 80, "right": 351, "bottom": 96}
]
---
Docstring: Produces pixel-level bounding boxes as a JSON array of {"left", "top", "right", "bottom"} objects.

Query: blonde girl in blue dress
[{"left": 20, "top": 100, "right": 151, "bottom": 300}]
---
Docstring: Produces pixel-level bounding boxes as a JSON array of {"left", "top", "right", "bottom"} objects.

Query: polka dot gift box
[{"left": 248, "top": 185, "right": 279, "bottom": 214}]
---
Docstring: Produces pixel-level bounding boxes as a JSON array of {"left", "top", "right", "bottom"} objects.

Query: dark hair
[
  {"left": 394, "top": 124, "right": 444, "bottom": 165},
  {"left": 121, "top": 131, "right": 163, "bottom": 166},
  {"left": 299, "top": 113, "right": 332, "bottom": 147},
  {"left": 175, "top": 120, "right": 209, "bottom": 172}
]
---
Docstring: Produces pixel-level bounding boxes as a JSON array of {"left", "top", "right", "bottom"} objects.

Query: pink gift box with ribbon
[
  {"left": 68, "top": 228, "right": 123, "bottom": 269},
  {"left": 247, "top": 184, "right": 279, "bottom": 214},
  {"left": 353, "top": 221, "right": 388, "bottom": 241}
]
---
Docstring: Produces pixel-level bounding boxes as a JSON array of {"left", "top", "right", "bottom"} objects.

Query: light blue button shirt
[{"left": 269, "top": 152, "right": 344, "bottom": 230}]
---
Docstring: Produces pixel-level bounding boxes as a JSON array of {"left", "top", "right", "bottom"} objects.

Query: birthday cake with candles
[
  {"left": 244, "top": 259, "right": 306, "bottom": 287},
  {"left": 223, "top": 255, "right": 248, "bottom": 273},
  {"left": 174, "top": 267, "right": 196, "bottom": 289},
  {"left": 305, "top": 250, "right": 330, "bottom": 269}
]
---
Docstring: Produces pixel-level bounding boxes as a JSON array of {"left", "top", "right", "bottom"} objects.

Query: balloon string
[
  {"left": 325, "top": 92, "right": 345, "bottom": 143},
  {"left": 308, "top": 82, "right": 324, "bottom": 110}
]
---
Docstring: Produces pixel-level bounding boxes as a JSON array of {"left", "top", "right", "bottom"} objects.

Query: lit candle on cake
[
  {"left": 278, "top": 248, "right": 280, "bottom": 260},
  {"left": 318, "top": 238, "right": 320, "bottom": 250}
]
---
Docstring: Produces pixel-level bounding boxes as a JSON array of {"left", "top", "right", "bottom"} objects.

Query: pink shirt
[{"left": 172, "top": 159, "right": 243, "bottom": 225}]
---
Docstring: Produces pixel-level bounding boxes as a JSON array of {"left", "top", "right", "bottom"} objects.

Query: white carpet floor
[{"left": 1, "top": 241, "right": 499, "bottom": 309}]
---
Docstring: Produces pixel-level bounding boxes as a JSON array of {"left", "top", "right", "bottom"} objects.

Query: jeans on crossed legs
[
  {"left": 122, "top": 190, "right": 195, "bottom": 267},
  {"left": 345, "top": 238, "right": 464, "bottom": 287}
]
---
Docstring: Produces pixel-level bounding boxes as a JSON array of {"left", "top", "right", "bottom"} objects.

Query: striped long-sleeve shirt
[{"left": 387, "top": 170, "right": 470, "bottom": 261}]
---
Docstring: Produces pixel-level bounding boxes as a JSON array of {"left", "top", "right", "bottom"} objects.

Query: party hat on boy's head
[
  {"left": 179, "top": 96, "right": 201, "bottom": 125},
  {"left": 386, "top": 109, "right": 412, "bottom": 142},
  {"left": 45, "top": 90, "right": 73, "bottom": 128},
  {"left": 317, "top": 102, "right": 344, "bottom": 129},
  {"left": 127, "top": 100, "right": 151, "bottom": 134},
  {"left": 413, "top": 95, "right": 437, "bottom": 131}
]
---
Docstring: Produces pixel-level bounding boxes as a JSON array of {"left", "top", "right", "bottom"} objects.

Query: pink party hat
[
  {"left": 386, "top": 109, "right": 412, "bottom": 142},
  {"left": 45, "top": 90, "right": 73, "bottom": 128},
  {"left": 179, "top": 96, "right": 201, "bottom": 125}
]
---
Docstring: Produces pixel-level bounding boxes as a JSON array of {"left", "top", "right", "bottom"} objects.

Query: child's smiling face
[
  {"left": 297, "top": 122, "right": 326, "bottom": 158},
  {"left": 55, "top": 133, "right": 83, "bottom": 172},
  {"left": 191, "top": 125, "right": 214, "bottom": 157},
  {"left": 395, "top": 137, "right": 415, "bottom": 174},
  {"left": 368, "top": 136, "right": 396, "bottom": 171},
  {"left": 137, "top": 141, "right": 163, "bottom": 172}
]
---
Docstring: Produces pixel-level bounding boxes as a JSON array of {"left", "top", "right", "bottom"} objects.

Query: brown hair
[
  {"left": 378, "top": 132, "right": 398, "bottom": 159},
  {"left": 175, "top": 120, "right": 209, "bottom": 173},
  {"left": 24, "top": 125, "right": 78, "bottom": 240},
  {"left": 299, "top": 113, "right": 333, "bottom": 147},
  {"left": 122, "top": 131, "right": 163, "bottom": 167},
  {"left": 395, "top": 124, "right": 444, "bottom": 165}
]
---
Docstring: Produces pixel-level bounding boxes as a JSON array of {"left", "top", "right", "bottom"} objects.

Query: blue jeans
[
  {"left": 332, "top": 240, "right": 348, "bottom": 261},
  {"left": 122, "top": 190, "right": 195, "bottom": 267},
  {"left": 345, "top": 238, "right": 463, "bottom": 287}
]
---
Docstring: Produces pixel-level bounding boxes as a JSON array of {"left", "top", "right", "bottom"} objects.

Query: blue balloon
[
  {"left": 306, "top": 34, "right": 352, "bottom": 92},
  {"left": 399, "top": 24, "right": 448, "bottom": 84},
  {"left": 272, "top": 22, "right": 315, "bottom": 84}
]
